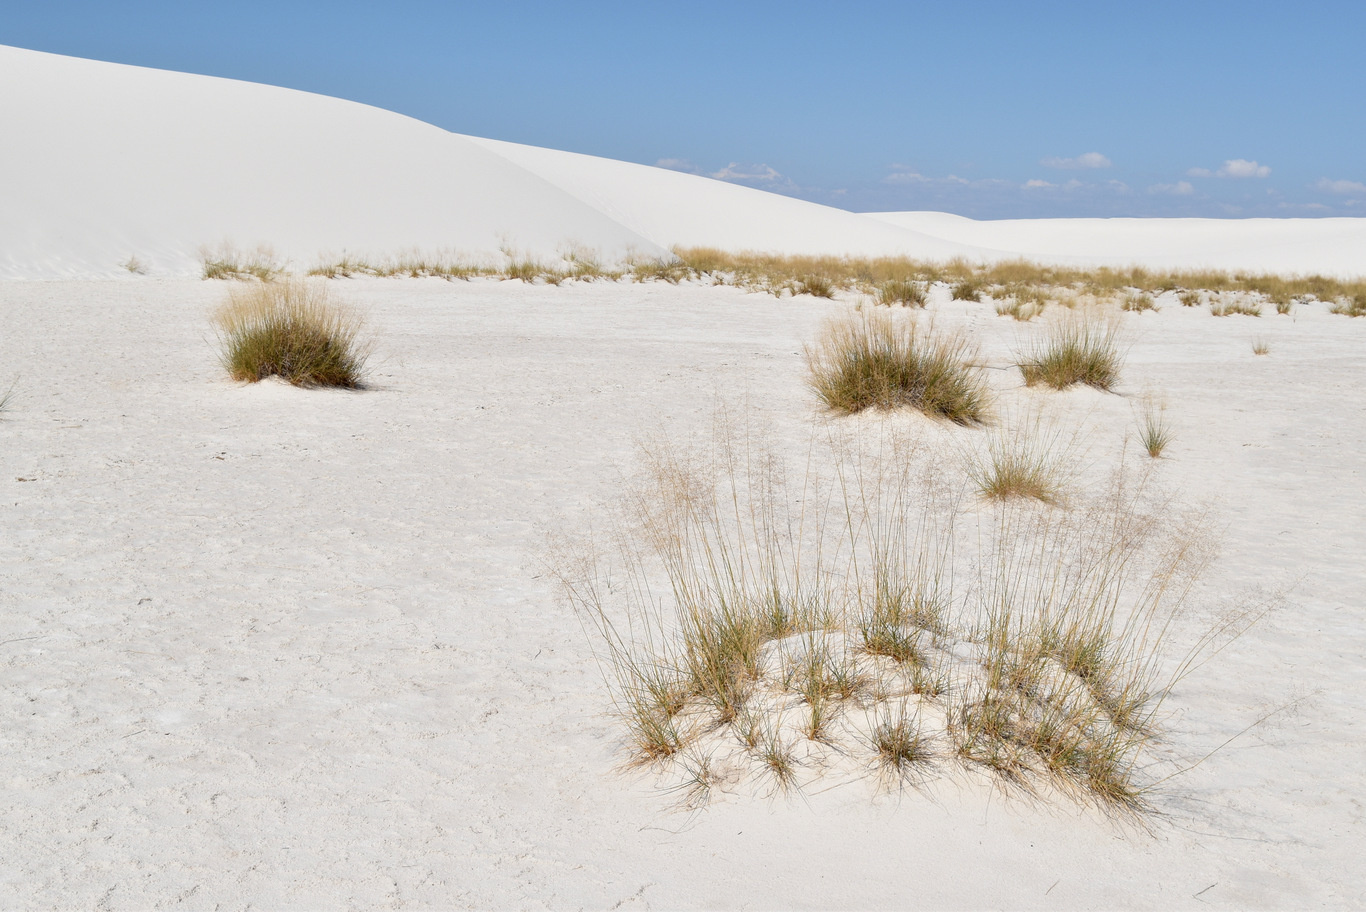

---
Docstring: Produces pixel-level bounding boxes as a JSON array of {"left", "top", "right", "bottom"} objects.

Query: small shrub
[
  {"left": 213, "top": 280, "right": 371, "bottom": 387},
  {"left": 1179, "top": 291, "right": 1201, "bottom": 307},
  {"left": 876, "top": 279, "right": 926, "bottom": 307},
  {"left": 1251, "top": 337, "right": 1271, "bottom": 356},
  {"left": 1017, "top": 315, "right": 1123, "bottom": 391},
  {"left": 122, "top": 256, "right": 148, "bottom": 275},
  {"left": 806, "top": 309, "right": 990, "bottom": 423}
]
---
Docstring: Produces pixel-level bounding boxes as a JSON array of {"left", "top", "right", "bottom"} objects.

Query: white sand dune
[
  {"left": 7, "top": 44, "right": 1362, "bottom": 281},
  {"left": 0, "top": 45, "right": 670, "bottom": 279},
  {"left": 871, "top": 210, "right": 1366, "bottom": 278}
]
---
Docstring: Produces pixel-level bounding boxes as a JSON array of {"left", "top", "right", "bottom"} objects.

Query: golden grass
[
  {"left": 968, "top": 412, "right": 1077, "bottom": 504},
  {"left": 1330, "top": 293, "right": 1366, "bottom": 317},
  {"left": 1121, "top": 292, "right": 1157, "bottom": 313},
  {"left": 200, "top": 243, "right": 284, "bottom": 281},
  {"left": 805, "top": 309, "right": 990, "bottom": 422},
  {"left": 1017, "top": 313, "right": 1123, "bottom": 391},
  {"left": 1211, "top": 297, "right": 1263, "bottom": 317},
  {"left": 669, "top": 248, "right": 1366, "bottom": 305},
  {"left": 122, "top": 256, "right": 148, "bottom": 275},
  {"left": 554, "top": 415, "right": 1254, "bottom": 811},
  {"left": 876, "top": 279, "right": 927, "bottom": 307},
  {"left": 1252, "top": 337, "right": 1271, "bottom": 356},
  {"left": 212, "top": 280, "right": 371, "bottom": 387}
]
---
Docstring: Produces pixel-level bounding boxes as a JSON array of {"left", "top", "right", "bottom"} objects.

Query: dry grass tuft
[
  {"left": 1121, "top": 293, "right": 1157, "bottom": 313},
  {"left": 555, "top": 416, "right": 1251, "bottom": 811},
  {"left": 213, "top": 280, "right": 371, "bottom": 387},
  {"left": 201, "top": 243, "right": 284, "bottom": 281},
  {"left": 805, "top": 309, "right": 990, "bottom": 423},
  {"left": 122, "top": 256, "right": 148, "bottom": 275},
  {"left": 1251, "top": 337, "right": 1271, "bottom": 356},
  {"left": 877, "top": 280, "right": 927, "bottom": 307},
  {"left": 968, "top": 412, "right": 1077, "bottom": 504},
  {"left": 1211, "top": 297, "right": 1263, "bottom": 317},
  {"left": 1136, "top": 396, "right": 1173, "bottom": 458},
  {"left": 1017, "top": 314, "right": 1123, "bottom": 391},
  {"left": 796, "top": 275, "right": 836, "bottom": 299},
  {"left": 1330, "top": 293, "right": 1366, "bottom": 317}
]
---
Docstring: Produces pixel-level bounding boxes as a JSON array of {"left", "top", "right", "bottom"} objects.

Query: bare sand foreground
[{"left": 2, "top": 276, "right": 1364, "bottom": 909}]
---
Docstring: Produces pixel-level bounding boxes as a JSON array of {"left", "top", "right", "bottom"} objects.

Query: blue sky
[{"left": 6, "top": 0, "right": 1365, "bottom": 218}]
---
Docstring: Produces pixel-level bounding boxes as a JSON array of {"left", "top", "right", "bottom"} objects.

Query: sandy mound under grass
[{"left": 2, "top": 274, "right": 1364, "bottom": 908}]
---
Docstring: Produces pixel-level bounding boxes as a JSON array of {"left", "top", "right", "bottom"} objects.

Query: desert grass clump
[
  {"left": 200, "top": 243, "right": 284, "bottom": 281},
  {"left": 1121, "top": 292, "right": 1157, "bottom": 313},
  {"left": 968, "top": 413, "right": 1077, "bottom": 504},
  {"left": 876, "top": 279, "right": 927, "bottom": 307},
  {"left": 1251, "top": 337, "right": 1271, "bottom": 356},
  {"left": 995, "top": 286, "right": 1047, "bottom": 321},
  {"left": 1211, "top": 297, "right": 1263, "bottom": 317},
  {"left": 1017, "top": 314, "right": 1123, "bottom": 391},
  {"left": 1329, "top": 293, "right": 1366, "bottom": 317},
  {"left": 868, "top": 701, "right": 934, "bottom": 783},
  {"left": 806, "top": 309, "right": 990, "bottom": 423},
  {"left": 1135, "top": 396, "right": 1172, "bottom": 458},
  {"left": 948, "top": 478, "right": 1230, "bottom": 809},
  {"left": 951, "top": 278, "right": 984, "bottom": 303},
  {"left": 796, "top": 275, "right": 836, "bottom": 299},
  {"left": 122, "top": 256, "right": 148, "bottom": 275},
  {"left": 213, "top": 280, "right": 370, "bottom": 387},
  {"left": 1178, "top": 291, "right": 1201, "bottom": 307},
  {"left": 557, "top": 415, "right": 1254, "bottom": 811}
]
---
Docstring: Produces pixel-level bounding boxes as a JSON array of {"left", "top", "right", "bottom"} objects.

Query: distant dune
[{"left": 1, "top": 43, "right": 1362, "bottom": 279}]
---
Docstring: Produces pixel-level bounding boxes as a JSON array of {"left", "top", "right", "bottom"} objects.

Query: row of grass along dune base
[{"left": 189, "top": 242, "right": 1366, "bottom": 318}]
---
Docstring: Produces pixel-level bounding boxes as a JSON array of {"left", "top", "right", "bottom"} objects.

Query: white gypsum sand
[
  {"left": 2, "top": 277, "right": 1365, "bottom": 908},
  {"left": 2, "top": 42, "right": 1365, "bottom": 910}
]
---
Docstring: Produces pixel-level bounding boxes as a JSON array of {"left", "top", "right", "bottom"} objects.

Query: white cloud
[
  {"left": 1041, "top": 152, "right": 1111, "bottom": 170},
  {"left": 1186, "top": 160, "right": 1272, "bottom": 179},
  {"left": 1316, "top": 178, "right": 1366, "bottom": 194},
  {"left": 883, "top": 165, "right": 930, "bottom": 184},
  {"left": 1023, "top": 179, "right": 1055, "bottom": 189},
  {"left": 710, "top": 162, "right": 784, "bottom": 182},
  {"left": 1218, "top": 159, "right": 1271, "bottom": 178},
  {"left": 1147, "top": 181, "right": 1194, "bottom": 196}
]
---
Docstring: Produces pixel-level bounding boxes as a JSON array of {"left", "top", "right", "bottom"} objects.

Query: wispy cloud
[
  {"left": 709, "top": 162, "right": 785, "bottom": 182},
  {"left": 1147, "top": 181, "right": 1195, "bottom": 196},
  {"left": 1023, "top": 179, "right": 1055, "bottom": 189},
  {"left": 1189, "top": 159, "right": 1271, "bottom": 179},
  {"left": 1315, "top": 177, "right": 1366, "bottom": 194},
  {"left": 1040, "top": 152, "right": 1111, "bottom": 170}
]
